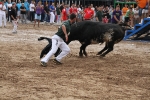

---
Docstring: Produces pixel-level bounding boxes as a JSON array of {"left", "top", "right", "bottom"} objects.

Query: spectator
[
  {"left": 77, "top": 5, "right": 82, "bottom": 21},
  {"left": 0, "top": 1, "right": 7, "bottom": 28},
  {"left": 56, "top": 4, "right": 61, "bottom": 24},
  {"left": 29, "top": 0, "right": 35, "bottom": 22},
  {"left": 16, "top": 0, "right": 21, "bottom": 20},
  {"left": 40, "top": 5, "right": 45, "bottom": 22},
  {"left": 59, "top": 2, "right": 64, "bottom": 13},
  {"left": 44, "top": 3, "right": 49, "bottom": 23},
  {"left": 103, "top": 16, "right": 109, "bottom": 23},
  {"left": 83, "top": 4, "right": 94, "bottom": 20},
  {"left": 133, "top": 6, "right": 140, "bottom": 24},
  {"left": 69, "top": 3, "right": 77, "bottom": 15},
  {"left": 91, "top": 4, "right": 95, "bottom": 21},
  {"left": 112, "top": 5, "right": 122, "bottom": 24},
  {"left": 49, "top": 2, "right": 55, "bottom": 24},
  {"left": 95, "top": 6, "right": 103, "bottom": 22},
  {"left": 34, "top": 2, "right": 42, "bottom": 27},
  {"left": 136, "top": 0, "right": 147, "bottom": 23},
  {"left": 10, "top": 3, "right": 18, "bottom": 33},
  {"left": 3, "top": 0, "right": 8, "bottom": 19},
  {"left": 122, "top": 4, "right": 128, "bottom": 22},
  {"left": 20, "top": 3, "right": 26, "bottom": 24},
  {"left": 66, "top": 4, "right": 70, "bottom": 19},
  {"left": 7, "top": 0, "right": 12, "bottom": 22},
  {"left": 24, "top": 0, "right": 29, "bottom": 20},
  {"left": 124, "top": 7, "right": 134, "bottom": 27},
  {"left": 61, "top": 4, "right": 67, "bottom": 22}
]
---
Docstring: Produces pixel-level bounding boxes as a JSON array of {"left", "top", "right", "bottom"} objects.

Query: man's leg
[
  {"left": 12, "top": 21, "right": 16, "bottom": 32},
  {"left": 55, "top": 42, "right": 70, "bottom": 62},
  {"left": 41, "top": 38, "right": 60, "bottom": 63},
  {"left": 20, "top": 14, "right": 23, "bottom": 23},
  {"left": 3, "top": 13, "right": 6, "bottom": 26},
  {"left": 139, "top": 8, "right": 144, "bottom": 23},
  {"left": 24, "top": 14, "right": 27, "bottom": 24}
]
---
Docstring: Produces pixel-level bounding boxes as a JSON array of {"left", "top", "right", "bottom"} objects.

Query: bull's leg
[
  {"left": 97, "top": 43, "right": 108, "bottom": 55},
  {"left": 100, "top": 41, "right": 114, "bottom": 57},
  {"left": 80, "top": 41, "right": 90, "bottom": 57}
]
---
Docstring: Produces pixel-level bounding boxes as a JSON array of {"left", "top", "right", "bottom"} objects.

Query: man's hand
[{"left": 65, "top": 34, "right": 68, "bottom": 42}]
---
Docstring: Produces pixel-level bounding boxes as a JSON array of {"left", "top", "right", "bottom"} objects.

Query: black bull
[{"left": 38, "top": 21, "right": 129, "bottom": 58}]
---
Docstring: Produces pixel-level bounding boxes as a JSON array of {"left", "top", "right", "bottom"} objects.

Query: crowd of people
[
  {"left": 0, "top": 0, "right": 150, "bottom": 66},
  {"left": 0, "top": 0, "right": 150, "bottom": 32}
]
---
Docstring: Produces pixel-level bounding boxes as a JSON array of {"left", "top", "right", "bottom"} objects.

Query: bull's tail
[{"left": 38, "top": 37, "right": 52, "bottom": 43}]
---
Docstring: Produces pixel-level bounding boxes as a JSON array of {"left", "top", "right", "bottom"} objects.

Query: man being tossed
[{"left": 40, "top": 13, "right": 76, "bottom": 67}]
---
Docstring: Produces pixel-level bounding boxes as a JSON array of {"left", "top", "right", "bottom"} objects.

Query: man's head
[
  {"left": 12, "top": 3, "right": 16, "bottom": 8},
  {"left": 22, "top": 3, "right": 24, "bottom": 7},
  {"left": 88, "top": 4, "right": 91, "bottom": 9},
  {"left": 98, "top": 6, "right": 103, "bottom": 11},
  {"left": 18, "top": 0, "right": 21, "bottom": 3},
  {"left": 125, "top": 4, "right": 128, "bottom": 7},
  {"left": 116, "top": 5, "right": 120, "bottom": 11},
  {"left": 52, "top": 3, "right": 54, "bottom": 6},
  {"left": 129, "top": 7, "right": 132, "bottom": 11},
  {"left": 70, "top": 13, "right": 77, "bottom": 23},
  {"left": 72, "top": 3, "right": 75, "bottom": 7}
]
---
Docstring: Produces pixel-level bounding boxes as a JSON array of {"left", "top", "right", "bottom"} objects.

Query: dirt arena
[{"left": 0, "top": 23, "right": 150, "bottom": 100}]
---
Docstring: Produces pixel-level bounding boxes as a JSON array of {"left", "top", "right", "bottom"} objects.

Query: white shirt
[
  {"left": 30, "top": 3, "right": 35, "bottom": 11},
  {"left": 7, "top": 3, "right": 12, "bottom": 7},
  {"left": 133, "top": 9, "right": 139, "bottom": 18},
  {"left": 0, "top": 4, "right": 2, "bottom": 9},
  {"left": 77, "top": 7, "right": 81, "bottom": 14},
  {"left": 0, "top": 4, "right": 6, "bottom": 15}
]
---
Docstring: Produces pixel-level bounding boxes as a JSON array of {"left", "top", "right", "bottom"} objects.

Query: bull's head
[{"left": 118, "top": 22, "right": 133, "bottom": 31}]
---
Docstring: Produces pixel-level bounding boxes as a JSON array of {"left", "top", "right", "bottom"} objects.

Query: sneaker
[
  {"left": 53, "top": 59, "right": 62, "bottom": 65},
  {"left": 12, "top": 31, "right": 17, "bottom": 33},
  {"left": 40, "top": 61, "right": 47, "bottom": 67}
]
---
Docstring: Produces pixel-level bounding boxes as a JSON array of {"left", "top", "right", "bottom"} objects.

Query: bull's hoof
[
  {"left": 100, "top": 54, "right": 105, "bottom": 57},
  {"left": 96, "top": 52, "right": 102, "bottom": 55},
  {"left": 79, "top": 53, "right": 83, "bottom": 57},
  {"left": 83, "top": 53, "right": 88, "bottom": 57}
]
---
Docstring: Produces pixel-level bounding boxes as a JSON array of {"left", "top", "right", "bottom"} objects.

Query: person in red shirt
[
  {"left": 83, "top": 4, "right": 94, "bottom": 20},
  {"left": 61, "top": 4, "right": 67, "bottom": 22},
  {"left": 102, "top": 16, "right": 109, "bottom": 23},
  {"left": 69, "top": 3, "right": 77, "bottom": 15}
]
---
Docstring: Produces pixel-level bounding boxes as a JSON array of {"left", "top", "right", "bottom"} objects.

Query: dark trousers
[
  {"left": 7, "top": 11, "right": 11, "bottom": 22},
  {"left": 30, "top": 11, "right": 34, "bottom": 22}
]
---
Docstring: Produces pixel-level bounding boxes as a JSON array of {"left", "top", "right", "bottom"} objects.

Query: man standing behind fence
[
  {"left": 29, "top": 1, "right": 35, "bottom": 22},
  {"left": 20, "top": 3, "right": 26, "bottom": 24},
  {"left": 49, "top": 3, "right": 55, "bottom": 24},
  {"left": 0, "top": 1, "right": 6, "bottom": 28}
]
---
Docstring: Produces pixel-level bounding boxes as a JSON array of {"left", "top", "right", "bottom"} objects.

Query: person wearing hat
[{"left": 0, "top": 1, "right": 6, "bottom": 28}]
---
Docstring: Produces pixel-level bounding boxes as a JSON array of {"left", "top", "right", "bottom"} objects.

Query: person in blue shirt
[
  {"left": 16, "top": 0, "right": 22, "bottom": 19},
  {"left": 49, "top": 2, "right": 55, "bottom": 24},
  {"left": 24, "top": 0, "right": 29, "bottom": 19}
]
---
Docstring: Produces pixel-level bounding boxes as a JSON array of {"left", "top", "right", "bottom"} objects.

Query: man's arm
[
  {"left": 62, "top": 25, "right": 68, "bottom": 42},
  {"left": 114, "top": 15, "right": 119, "bottom": 22}
]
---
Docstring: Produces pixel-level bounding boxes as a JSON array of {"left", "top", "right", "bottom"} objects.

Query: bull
[{"left": 38, "top": 21, "right": 130, "bottom": 58}]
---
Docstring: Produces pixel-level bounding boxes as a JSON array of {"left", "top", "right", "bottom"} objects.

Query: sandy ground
[{"left": 0, "top": 23, "right": 150, "bottom": 100}]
